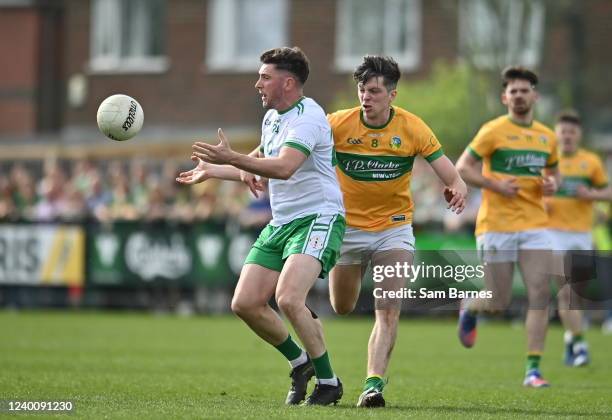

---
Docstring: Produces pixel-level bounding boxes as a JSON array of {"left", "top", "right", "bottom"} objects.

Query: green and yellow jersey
[
  {"left": 467, "top": 116, "right": 558, "bottom": 235},
  {"left": 547, "top": 148, "right": 608, "bottom": 232},
  {"left": 328, "top": 106, "right": 443, "bottom": 231}
]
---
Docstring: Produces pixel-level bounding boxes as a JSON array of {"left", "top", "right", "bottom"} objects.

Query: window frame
[
  {"left": 88, "top": 0, "right": 169, "bottom": 74},
  {"left": 205, "top": 0, "right": 289, "bottom": 73},
  {"left": 458, "top": 0, "right": 546, "bottom": 69},
  {"left": 334, "top": 0, "right": 422, "bottom": 72}
]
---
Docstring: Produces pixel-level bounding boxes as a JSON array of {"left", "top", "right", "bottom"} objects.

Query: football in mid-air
[{"left": 96, "top": 94, "right": 144, "bottom": 141}]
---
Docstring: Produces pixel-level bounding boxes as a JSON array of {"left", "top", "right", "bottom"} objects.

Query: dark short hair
[
  {"left": 353, "top": 55, "right": 401, "bottom": 91},
  {"left": 501, "top": 66, "right": 539, "bottom": 88},
  {"left": 260, "top": 47, "right": 310, "bottom": 85},
  {"left": 556, "top": 110, "right": 582, "bottom": 126}
]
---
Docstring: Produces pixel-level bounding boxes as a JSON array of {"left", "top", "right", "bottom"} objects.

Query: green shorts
[{"left": 244, "top": 213, "right": 346, "bottom": 278}]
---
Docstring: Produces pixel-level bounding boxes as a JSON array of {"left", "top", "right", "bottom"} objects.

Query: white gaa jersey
[{"left": 260, "top": 97, "right": 344, "bottom": 226}]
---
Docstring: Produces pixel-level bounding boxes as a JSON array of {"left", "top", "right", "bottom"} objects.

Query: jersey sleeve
[
  {"left": 467, "top": 126, "right": 495, "bottom": 160},
  {"left": 546, "top": 133, "right": 559, "bottom": 168},
  {"left": 416, "top": 119, "right": 444, "bottom": 162},
  {"left": 592, "top": 155, "right": 609, "bottom": 188},
  {"left": 282, "top": 119, "right": 319, "bottom": 157}
]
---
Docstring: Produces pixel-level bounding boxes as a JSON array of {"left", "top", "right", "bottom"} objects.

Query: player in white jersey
[
  {"left": 257, "top": 96, "right": 344, "bottom": 225},
  {"left": 177, "top": 47, "right": 345, "bottom": 406}
]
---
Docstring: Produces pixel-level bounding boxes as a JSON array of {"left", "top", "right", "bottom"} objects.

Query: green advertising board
[{"left": 87, "top": 221, "right": 259, "bottom": 287}]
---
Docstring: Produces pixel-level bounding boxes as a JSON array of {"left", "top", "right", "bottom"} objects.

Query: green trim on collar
[
  {"left": 360, "top": 107, "right": 395, "bottom": 129},
  {"left": 278, "top": 97, "right": 305, "bottom": 115},
  {"left": 507, "top": 115, "right": 533, "bottom": 128}
]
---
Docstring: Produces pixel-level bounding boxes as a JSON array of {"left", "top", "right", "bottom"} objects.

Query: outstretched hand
[
  {"left": 192, "top": 128, "right": 235, "bottom": 165},
  {"left": 176, "top": 155, "right": 213, "bottom": 185}
]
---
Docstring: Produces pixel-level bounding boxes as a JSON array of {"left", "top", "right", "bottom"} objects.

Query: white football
[{"left": 96, "top": 94, "right": 144, "bottom": 141}]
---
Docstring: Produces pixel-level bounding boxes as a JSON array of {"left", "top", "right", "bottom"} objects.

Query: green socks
[
  {"left": 363, "top": 375, "right": 385, "bottom": 392},
  {"left": 526, "top": 353, "right": 541, "bottom": 372},
  {"left": 274, "top": 335, "right": 303, "bottom": 362},
  {"left": 276, "top": 338, "right": 337, "bottom": 384},
  {"left": 311, "top": 351, "right": 334, "bottom": 380}
]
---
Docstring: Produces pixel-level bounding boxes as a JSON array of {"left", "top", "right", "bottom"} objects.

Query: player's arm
[
  {"left": 230, "top": 147, "right": 307, "bottom": 180},
  {"left": 429, "top": 155, "right": 468, "bottom": 213},
  {"left": 576, "top": 184, "right": 612, "bottom": 201},
  {"left": 541, "top": 134, "right": 561, "bottom": 196},
  {"left": 456, "top": 149, "right": 519, "bottom": 197},
  {"left": 193, "top": 128, "right": 307, "bottom": 180},
  {"left": 542, "top": 166, "right": 561, "bottom": 196},
  {"left": 576, "top": 158, "right": 611, "bottom": 201}
]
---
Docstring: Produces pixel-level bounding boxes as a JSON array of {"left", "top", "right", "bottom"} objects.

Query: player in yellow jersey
[
  {"left": 455, "top": 67, "right": 561, "bottom": 387},
  {"left": 327, "top": 56, "right": 467, "bottom": 407},
  {"left": 547, "top": 110, "right": 611, "bottom": 367}
]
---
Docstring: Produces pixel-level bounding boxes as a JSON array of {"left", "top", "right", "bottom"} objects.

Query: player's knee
[
  {"left": 331, "top": 299, "right": 355, "bottom": 315},
  {"left": 230, "top": 297, "right": 255, "bottom": 318},
  {"left": 276, "top": 294, "right": 302, "bottom": 317},
  {"left": 230, "top": 299, "right": 245, "bottom": 317},
  {"left": 527, "top": 287, "right": 551, "bottom": 309}
]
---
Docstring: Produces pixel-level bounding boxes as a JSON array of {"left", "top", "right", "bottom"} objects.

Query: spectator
[
  {"left": 129, "top": 158, "right": 151, "bottom": 213},
  {"left": 86, "top": 173, "right": 112, "bottom": 215},
  {"left": 108, "top": 178, "right": 139, "bottom": 221},
  {"left": 192, "top": 179, "right": 220, "bottom": 221},
  {"left": 71, "top": 158, "right": 97, "bottom": 196},
  {"left": 145, "top": 180, "right": 169, "bottom": 221},
  {"left": 12, "top": 171, "right": 38, "bottom": 221},
  {"left": 61, "top": 185, "right": 88, "bottom": 221},
  {"left": 35, "top": 161, "right": 68, "bottom": 221},
  {"left": 0, "top": 174, "right": 16, "bottom": 220}
]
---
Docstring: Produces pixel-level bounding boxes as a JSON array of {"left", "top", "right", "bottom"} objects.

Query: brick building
[{"left": 0, "top": 0, "right": 610, "bottom": 155}]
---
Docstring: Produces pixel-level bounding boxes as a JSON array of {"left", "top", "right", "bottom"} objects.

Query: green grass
[{"left": 1, "top": 311, "right": 611, "bottom": 419}]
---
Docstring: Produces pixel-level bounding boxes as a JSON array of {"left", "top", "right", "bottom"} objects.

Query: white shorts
[
  {"left": 549, "top": 230, "right": 592, "bottom": 252},
  {"left": 476, "top": 229, "right": 552, "bottom": 263},
  {"left": 337, "top": 224, "right": 415, "bottom": 265}
]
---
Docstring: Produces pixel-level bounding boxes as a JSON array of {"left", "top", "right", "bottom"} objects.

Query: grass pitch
[{"left": 1, "top": 311, "right": 611, "bottom": 419}]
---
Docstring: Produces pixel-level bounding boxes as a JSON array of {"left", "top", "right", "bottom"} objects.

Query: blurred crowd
[
  {"left": 0, "top": 157, "right": 479, "bottom": 231},
  {"left": 0, "top": 157, "right": 271, "bottom": 227}
]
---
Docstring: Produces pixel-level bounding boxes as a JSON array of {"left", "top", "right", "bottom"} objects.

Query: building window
[
  {"left": 207, "top": 0, "right": 288, "bottom": 72},
  {"left": 459, "top": 0, "right": 545, "bottom": 69},
  {"left": 90, "top": 0, "right": 167, "bottom": 73},
  {"left": 335, "top": 0, "right": 421, "bottom": 72}
]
